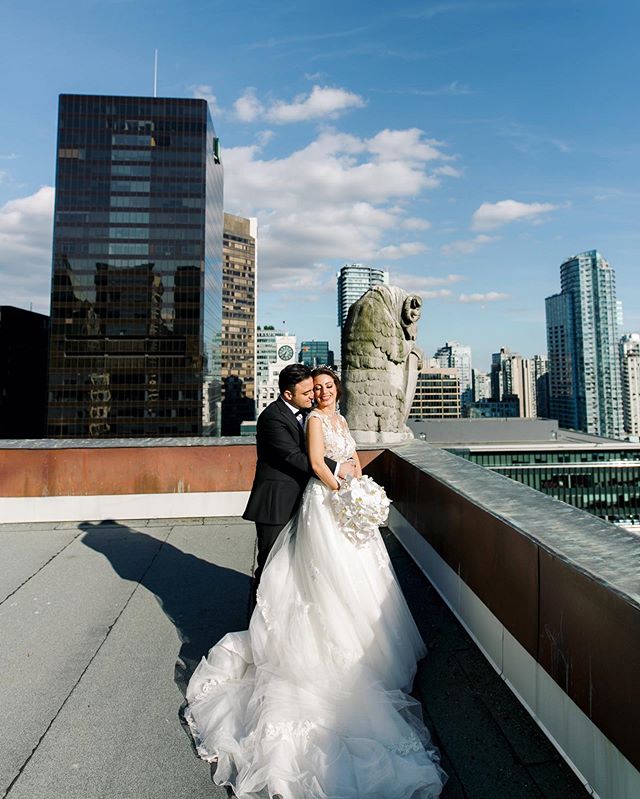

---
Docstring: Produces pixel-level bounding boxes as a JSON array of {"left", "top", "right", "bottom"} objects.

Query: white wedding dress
[{"left": 184, "top": 410, "right": 445, "bottom": 798}]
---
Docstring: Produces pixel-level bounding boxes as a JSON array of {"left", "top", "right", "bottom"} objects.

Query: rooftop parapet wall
[
  {"left": 0, "top": 438, "right": 383, "bottom": 498},
  {"left": 366, "top": 442, "right": 640, "bottom": 796}
]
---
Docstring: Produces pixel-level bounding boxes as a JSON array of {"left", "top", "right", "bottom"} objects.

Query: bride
[{"left": 184, "top": 367, "right": 445, "bottom": 798}]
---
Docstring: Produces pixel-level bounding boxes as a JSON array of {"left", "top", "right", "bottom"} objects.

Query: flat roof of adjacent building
[{"left": 408, "top": 418, "right": 640, "bottom": 451}]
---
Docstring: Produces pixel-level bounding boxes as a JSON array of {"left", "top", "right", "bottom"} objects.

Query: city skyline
[{"left": 2, "top": 1, "right": 640, "bottom": 368}]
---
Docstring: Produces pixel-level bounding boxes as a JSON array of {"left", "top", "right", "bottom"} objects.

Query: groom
[{"left": 243, "top": 363, "right": 355, "bottom": 605}]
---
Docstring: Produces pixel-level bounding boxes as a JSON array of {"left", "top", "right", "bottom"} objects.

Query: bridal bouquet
[{"left": 331, "top": 474, "right": 391, "bottom": 547}]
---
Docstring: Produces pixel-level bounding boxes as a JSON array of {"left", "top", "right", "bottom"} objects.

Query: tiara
[{"left": 312, "top": 365, "right": 339, "bottom": 379}]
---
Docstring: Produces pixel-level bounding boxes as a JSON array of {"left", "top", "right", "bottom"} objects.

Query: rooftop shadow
[{"left": 79, "top": 520, "right": 251, "bottom": 697}]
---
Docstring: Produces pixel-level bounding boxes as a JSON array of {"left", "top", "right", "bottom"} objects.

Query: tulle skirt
[{"left": 184, "top": 478, "right": 445, "bottom": 798}]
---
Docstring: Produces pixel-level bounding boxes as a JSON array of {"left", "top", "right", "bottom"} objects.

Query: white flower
[{"left": 330, "top": 475, "right": 391, "bottom": 547}]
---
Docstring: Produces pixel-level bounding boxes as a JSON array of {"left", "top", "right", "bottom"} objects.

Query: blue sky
[{"left": 1, "top": 0, "right": 639, "bottom": 369}]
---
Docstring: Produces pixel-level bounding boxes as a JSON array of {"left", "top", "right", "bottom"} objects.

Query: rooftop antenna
[{"left": 153, "top": 49, "right": 158, "bottom": 98}]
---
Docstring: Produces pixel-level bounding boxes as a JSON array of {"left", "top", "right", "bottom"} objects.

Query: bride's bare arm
[{"left": 306, "top": 416, "right": 340, "bottom": 490}]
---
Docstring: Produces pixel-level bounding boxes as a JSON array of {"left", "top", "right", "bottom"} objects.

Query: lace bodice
[{"left": 307, "top": 409, "right": 356, "bottom": 462}]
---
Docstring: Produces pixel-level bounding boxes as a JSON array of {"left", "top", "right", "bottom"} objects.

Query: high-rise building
[
  {"left": 490, "top": 347, "right": 511, "bottom": 400},
  {"left": 433, "top": 341, "right": 473, "bottom": 410},
  {"left": 337, "top": 264, "right": 388, "bottom": 329},
  {"left": 545, "top": 250, "right": 623, "bottom": 438},
  {"left": 47, "top": 94, "right": 223, "bottom": 438},
  {"left": 472, "top": 370, "right": 492, "bottom": 402},
  {"left": 256, "top": 334, "right": 297, "bottom": 416},
  {"left": 532, "top": 355, "right": 550, "bottom": 418},
  {"left": 409, "top": 362, "right": 460, "bottom": 419},
  {"left": 0, "top": 306, "right": 49, "bottom": 438},
  {"left": 221, "top": 213, "right": 256, "bottom": 435},
  {"left": 299, "top": 341, "right": 334, "bottom": 369},
  {"left": 620, "top": 333, "right": 640, "bottom": 438},
  {"left": 499, "top": 353, "right": 536, "bottom": 418},
  {"left": 256, "top": 326, "right": 287, "bottom": 387},
  {"left": 514, "top": 357, "right": 537, "bottom": 418}
]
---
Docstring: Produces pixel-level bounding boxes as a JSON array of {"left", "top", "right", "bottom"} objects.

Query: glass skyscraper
[
  {"left": 299, "top": 341, "right": 334, "bottom": 368},
  {"left": 337, "top": 263, "right": 388, "bottom": 329},
  {"left": 47, "top": 94, "right": 223, "bottom": 438},
  {"left": 545, "top": 250, "right": 623, "bottom": 438}
]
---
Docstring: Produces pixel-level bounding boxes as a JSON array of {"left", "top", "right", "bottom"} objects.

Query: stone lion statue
[{"left": 342, "top": 285, "right": 424, "bottom": 443}]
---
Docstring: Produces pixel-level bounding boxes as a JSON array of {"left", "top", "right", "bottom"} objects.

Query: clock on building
[{"left": 278, "top": 345, "right": 294, "bottom": 362}]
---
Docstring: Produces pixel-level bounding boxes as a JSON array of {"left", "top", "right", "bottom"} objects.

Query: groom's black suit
[{"left": 243, "top": 396, "right": 337, "bottom": 592}]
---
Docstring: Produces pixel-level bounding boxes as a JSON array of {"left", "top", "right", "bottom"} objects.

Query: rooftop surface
[{"left": 1, "top": 517, "right": 588, "bottom": 798}]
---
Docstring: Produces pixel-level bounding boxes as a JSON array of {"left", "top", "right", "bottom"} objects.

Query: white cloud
[
  {"left": 0, "top": 186, "right": 54, "bottom": 312},
  {"left": 367, "top": 129, "right": 450, "bottom": 163},
  {"left": 190, "top": 84, "right": 222, "bottom": 116},
  {"left": 219, "top": 84, "right": 366, "bottom": 125},
  {"left": 458, "top": 291, "right": 509, "bottom": 303},
  {"left": 265, "top": 85, "right": 365, "bottom": 124},
  {"left": 391, "top": 271, "right": 464, "bottom": 299},
  {"left": 441, "top": 234, "right": 498, "bottom": 255},
  {"left": 255, "top": 130, "right": 275, "bottom": 147},
  {"left": 223, "top": 128, "right": 456, "bottom": 292},
  {"left": 423, "top": 288, "right": 454, "bottom": 299},
  {"left": 233, "top": 88, "right": 264, "bottom": 122},
  {"left": 374, "top": 242, "right": 427, "bottom": 259},
  {"left": 401, "top": 217, "right": 431, "bottom": 230},
  {"left": 471, "top": 199, "right": 558, "bottom": 231},
  {"left": 434, "top": 164, "right": 463, "bottom": 178}
]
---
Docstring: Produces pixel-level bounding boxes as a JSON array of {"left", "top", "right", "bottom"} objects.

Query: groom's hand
[{"left": 338, "top": 460, "right": 357, "bottom": 480}]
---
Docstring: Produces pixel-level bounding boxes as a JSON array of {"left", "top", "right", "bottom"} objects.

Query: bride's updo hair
[{"left": 311, "top": 366, "right": 342, "bottom": 401}]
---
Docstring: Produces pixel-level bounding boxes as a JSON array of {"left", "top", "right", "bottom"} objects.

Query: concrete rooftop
[{"left": 0, "top": 517, "right": 588, "bottom": 798}]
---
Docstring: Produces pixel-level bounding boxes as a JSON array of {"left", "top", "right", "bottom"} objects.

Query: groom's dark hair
[{"left": 279, "top": 363, "right": 312, "bottom": 395}]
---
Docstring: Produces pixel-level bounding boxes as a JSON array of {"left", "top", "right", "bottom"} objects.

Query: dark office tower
[
  {"left": 220, "top": 213, "right": 256, "bottom": 435},
  {"left": 299, "top": 341, "right": 335, "bottom": 368},
  {"left": 0, "top": 307, "right": 49, "bottom": 438},
  {"left": 47, "top": 94, "right": 223, "bottom": 438}
]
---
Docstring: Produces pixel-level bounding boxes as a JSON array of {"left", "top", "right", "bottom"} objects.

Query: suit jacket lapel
[{"left": 276, "top": 397, "right": 305, "bottom": 444}]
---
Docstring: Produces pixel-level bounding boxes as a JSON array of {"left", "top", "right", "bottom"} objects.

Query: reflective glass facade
[
  {"left": 47, "top": 94, "right": 223, "bottom": 437},
  {"left": 337, "top": 264, "right": 388, "bottom": 329},
  {"left": 451, "top": 447, "right": 640, "bottom": 525},
  {"left": 299, "top": 341, "right": 334, "bottom": 368}
]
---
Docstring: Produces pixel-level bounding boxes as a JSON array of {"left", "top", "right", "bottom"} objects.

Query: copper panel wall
[
  {"left": 539, "top": 549, "right": 640, "bottom": 768},
  {"left": 0, "top": 446, "right": 385, "bottom": 498},
  {"left": 0, "top": 446, "right": 258, "bottom": 497},
  {"left": 387, "top": 452, "right": 539, "bottom": 656}
]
